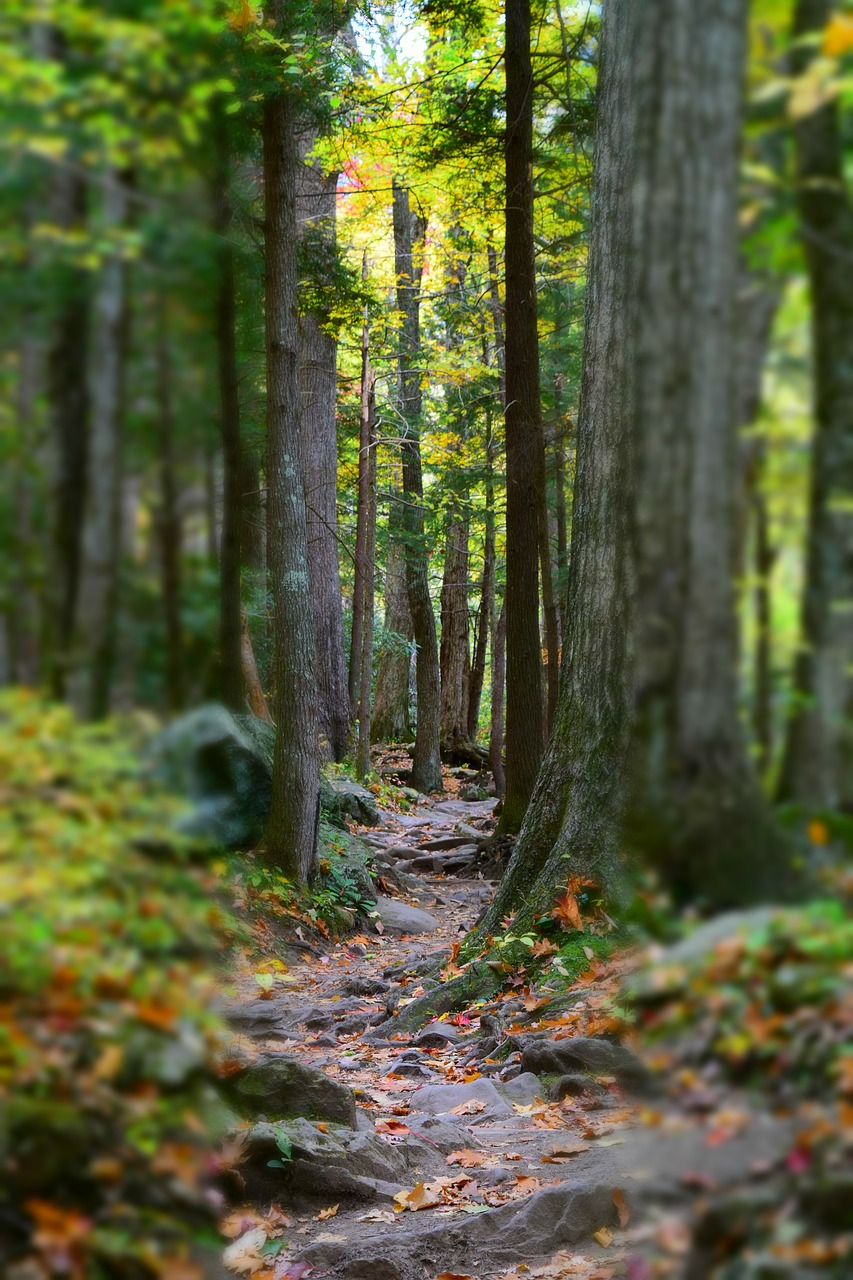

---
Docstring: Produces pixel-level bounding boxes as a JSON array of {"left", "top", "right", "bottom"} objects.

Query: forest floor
[{"left": 215, "top": 770, "right": 853, "bottom": 1280}]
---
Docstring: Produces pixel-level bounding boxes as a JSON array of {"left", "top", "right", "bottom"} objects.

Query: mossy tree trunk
[
  {"left": 480, "top": 0, "right": 793, "bottom": 936},
  {"left": 777, "top": 0, "right": 853, "bottom": 810},
  {"left": 392, "top": 181, "right": 443, "bottom": 793},
  {"left": 261, "top": 70, "right": 320, "bottom": 884}
]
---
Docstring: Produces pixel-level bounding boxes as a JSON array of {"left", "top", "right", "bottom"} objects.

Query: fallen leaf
[
  {"left": 315, "top": 1206, "right": 338, "bottom": 1221},
  {"left": 450, "top": 1098, "right": 487, "bottom": 1116},
  {"left": 446, "top": 1150, "right": 489, "bottom": 1168},
  {"left": 541, "top": 1141, "right": 590, "bottom": 1161},
  {"left": 593, "top": 1227, "right": 613, "bottom": 1247},
  {"left": 552, "top": 890, "right": 583, "bottom": 932},
  {"left": 612, "top": 1189, "right": 631, "bottom": 1227},
  {"left": 375, "top": 1119, "right": 410, "bottom": 1136},
  {"left": 222, "top": 1227, "right": 268, "bottom": 1275}
]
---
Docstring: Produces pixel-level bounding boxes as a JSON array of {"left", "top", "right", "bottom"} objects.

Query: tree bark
[
  {"left": 467, "top": 421, "right": 496, "bottom": 740},
  {"left": 357, "top": 364, "right": 377, "bottom": 781},
  {"left": 261, "top": 79, "right": 320, "bottom": 883},
  {"left": 241, "top": 605, "right": 272, "bottom": 723},
  {"left": 298, "top": 136, "right": 350, "bottom": 761},
  {"left": 71, "top": 168, "right": 132, "bottom": 720},
  {"left": 46, "top": 166, "right": 89, "bottom": 699},
  {"left": 350, "top": 259, "right": 371, "bottom": 718},
  {"left": 372, "top": 488, "right": 414, "bottom": 742},
  {"left": 392, "top": 181, "right": 443, "bottom": 792},
  {"left": 490, "top": 596, "right": 507, "bottom": 799},
  {"left": 480, "top": 0, "right": 793, "bottom": 934},
  {"left": 213, "top": 111, "right": 245, "bottom": 713},
  {"left": 156, "top": 302, "right": 184, "bottom": 712},
  {"left": 553, "top": 378, "right": 570, "bottom": 643},
  {"left": 502, "top": 0, "right": 545, "bottom": 831},
  {"left": 777, "top": 0, "right": 853, "bottom": 810},
  {"left": 439, "top": 503, "right": 471, "bottom": 742}
]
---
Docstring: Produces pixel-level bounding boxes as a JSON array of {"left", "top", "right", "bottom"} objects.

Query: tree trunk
[
  {"left": 11, "top": 324, "right": 42, "bottom": 686},
  {"left": 372, "top": 488, "right": 414, "bottom": 742},
  {"left": 261, "top": 80, "right": 320, "bottom": 884},
  {"left": 753, "top": 477, "right": 774, "bottom": 769},
  {"left": 392, "top": 181, "right": 443, "bottom": 792},
  {"left": 214, "top": 112, "right": 245, "bottom": 713},
  {"left": 553, "top": 378, "right": 570, "bottom": 643},
  {"left": 777, "top": 0, "right": 853, "bottom": 810},
  {"left": 156, "top": 303, "right": 184, "bottom": 712},
  {"left": 439, "top": 503, "right": 470, "bottom": 742},
  {"left": 502, "top": 0, "right": 545, "bottom": 831},
  {"left": 350, "top": 260, "right": 371, "bottom": 718},
  {"left": 46, "top": 167, "right": 89, "bottom": 699},
  {"left": 357, "top": 363, "right": 377, "bottom": 781},
  {"left": 467, "top": 423, "right": 496, "bottom": 740},
  {"left": 297, "top": 134, "right": 350, "bottom": 762},
  {"left": 480, "top": 0, "right": 792, "bottom": 935},
  {"left": 241, "top": 606, "right": 272, "bottom": 723},
  {"left": 490, "top": 596, "right": 507, "bottom": 799},
  {"left": 71, "top": 168, "right": 131, "bottom": 720}
]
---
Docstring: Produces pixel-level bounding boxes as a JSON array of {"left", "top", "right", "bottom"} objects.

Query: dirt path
[{"left": 215, "top": 785, "right": 805, "bottom": 1280}]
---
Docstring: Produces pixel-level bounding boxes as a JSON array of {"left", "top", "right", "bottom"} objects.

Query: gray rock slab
[
  {"left": 411, "top": 1078, "right": 514, "bottom": 1119},
  {"left": 223, "top": 1055, "right": 357, "bottom": 1127},
  {"left": 496, "top": 1072, "right": 545, "bottom": 1107},
  {"left": 375, "top": 897, "right": 439, "bottom": 936},
  {"left": 522, "top": 1036, "right": 655, "bottom": 1094}
]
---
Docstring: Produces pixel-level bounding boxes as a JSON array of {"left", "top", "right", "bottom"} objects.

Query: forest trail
[{"left": 217, "top": 782, "right": 805, "bottom": 1280}]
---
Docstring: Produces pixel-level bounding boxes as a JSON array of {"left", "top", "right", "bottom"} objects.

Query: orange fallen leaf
[
  {"left": 315, "top": 1205, "right": 339, "bottom": 1221},
  {"left": 612, "top": 1188, "right": 631, "bottom": 1227},
  {"left": 446, "top": 1149, "right": 489, "bottom": 1168},
  {"left": 593, "top": 1227, "right": 613, "bottom": 1247},
  {"left": 450, "top": 1098, "right": 487, "bottom": 1116}
]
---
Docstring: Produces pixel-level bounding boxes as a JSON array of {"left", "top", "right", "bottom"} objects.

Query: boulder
[
  {"left": 411, "top": 1078, "right": 514, "bottom": 1120},
  {"left": 374, "top": 897, "right": 439, "bottom": 936},
  {"left": 150, "top": 707, "right": 380, "bottom": 850},
  {"left": 150, "top": 705, "right": 272, "bottom": 849},
  {"left": 521, "top": 1037, "right": 654, "bottom": 1094},
  {"left": 223, "top": 1055, "right": 357, "bottom": 1127}
]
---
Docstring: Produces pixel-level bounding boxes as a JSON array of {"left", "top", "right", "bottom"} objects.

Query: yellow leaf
[
  {"left": 808, "top": 818, "right": 829, "bottom": 845},
  {"left": 315, "top": 1205, "right": 339, "bottom": 1221},
  {"left": 823, "top": 14, "right": 853, "bottom": 56},
  {"left": 228, "top": 0, "right": 260, "bottom": 33},
  {"left": 593, "top": 1227, "right": 613, "bottom": 1247}
]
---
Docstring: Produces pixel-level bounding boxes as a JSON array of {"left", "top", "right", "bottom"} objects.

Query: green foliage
[{"left": 0, "top": 689, "right": 236, "bottom": 1276}]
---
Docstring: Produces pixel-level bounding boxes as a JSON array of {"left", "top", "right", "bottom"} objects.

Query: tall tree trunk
[
  {"left": 372, "top": 488, "right": 414, "bottom": 743},
  {"left": 214, "top": 112, "right": 245, "bottom": 713},
  {"left": 468, "top": 422, "right": 497, "bottom": 740},
  {"left": 46, "top": 167, "right": 89, "bottom": 699},
  {"left": 156, "top": 304, "right": 184, "bottom": 712},
  {"left": 553, "top": 377, "right": 570, "bottom": 643},
  {"left": 480, "top": 0, "right": 792, "bottom": 936},
  {"left": 356, "top": 365, "right": 377, "bottom": 781},
  {"left": 205, "top": 442, "right": 219, "bottom": 563},
  {"left": 490, "top": 596, "right": 507, "bottom": 799},
  {"left": 502, "top": 0, "right": 545, "bottom": 830},
  {"left": 753, "top": 476, "right": 774, "bottom": 769},
  {"left": 11, "top": 322, "right": 42, "bottom": 686},
  {"left": 298, "top": 136, "right": 350, "bottom": 761},
  {"left": 439, "top": 502, "right": 470, "bottom": 742},
  {"left": 392, "top": 181, "right": 442, "bottom": 792},
  {"left": 71, "top": 168, "right": 131, "bottom": 720},
  {"left": 261, "top": 79, "right": 320, "bottom": 883},
  {"left": 777, "top": 0, "right": 853, "bottom": 810},
  {"left": 350, "top": 262, "right": 372, "bottom": 718},
  {"left": 538, "top": 457, "right": 560, "bottom": 734}
]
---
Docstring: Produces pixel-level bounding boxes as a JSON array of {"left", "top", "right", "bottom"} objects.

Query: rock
[
  {"left": 412, "top": 1078, "right": 514, "bottom": 1119},
  {"left": 624, "top": 907, "right": 785, "bottom": 1004},
  {"left": 150, "top": 705, "right": 273, "bottom": 850},
  {"left": 522, "top": 1037, "right": 655, "bottom": 1094},
  {"left": 374, "top": 897, "right": 439, "bottom": 936},
  {"left": 239, "top": 1118, "right": 430, "bottom": 1205},
  {"left": 223, "top": 1055, "right": 358, "bottom": 1127},
  {"left": 344, "top": 976, "right": 390, "bottom": 997},
  {"left": 299, "top": 1179, "right": 622, "bottom": 1273},
  {"left": 382, "top": 844, "right": 422, "bottom": 860},
  {"left": 322, "top": 776, "right": 381, "bottom": 828},
  {"left": 304, "top": 1011, "right": 334, "bottom": 1031},
  {"left": 455, "top": 822, "right": 487, "bottom": 841},
  {"left": 418, "top": 835, "right": 473, "bottom": 852},
  {"left": 549, "top": 1073, "right": 607, "bottom": 1101},
  {"left": 496, "top": 1072, "right": 544, "bottom": 1107},
  {"left": 388, "top": 1060, "right": 438, "bottom": 1081},
  {"left": 221, "top": 995, "right": 296, "bottom": 1032},
  {"left": 414, "top": 1022, "right": 459, "bottom": 1048}
]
